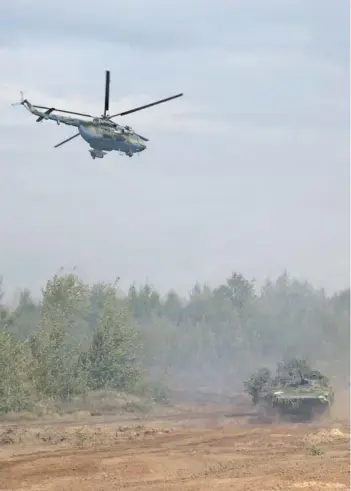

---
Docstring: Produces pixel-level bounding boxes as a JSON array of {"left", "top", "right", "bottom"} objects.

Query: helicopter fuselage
[{"left": 79, "top": 123, "right": 146, "bottom": 157}]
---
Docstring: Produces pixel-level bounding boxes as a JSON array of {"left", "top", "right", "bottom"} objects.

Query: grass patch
[
  {"left": 0, "top": 390, "right": 154, "bottom": 422},
  {"left": 310, "top": 444, "right": 324, "bottom": 456}
]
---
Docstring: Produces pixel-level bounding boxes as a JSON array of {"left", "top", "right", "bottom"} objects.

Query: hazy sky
[{"left": 0, "top": 0, "right": 349, "bottom": 296}]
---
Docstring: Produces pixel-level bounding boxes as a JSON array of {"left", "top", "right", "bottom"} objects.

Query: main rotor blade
[
  {"left": 54, "top": 132, "right": 80, "bottom": 148},
  {"left": 109, "top": 93, "right": 183, "bottom": 118},
  {"left": 34, "top": 105, "right": 94, "bottom": 118},
  {"left": 104, "top": 70, "right": 110, "bottom": 117},
  {"left": 136, "top": 133, "right": 149, "bottom": 142}
]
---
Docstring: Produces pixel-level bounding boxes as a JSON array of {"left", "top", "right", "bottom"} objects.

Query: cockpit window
[{"left": 102, "top": 130, "right": 113, "bottom": 139}]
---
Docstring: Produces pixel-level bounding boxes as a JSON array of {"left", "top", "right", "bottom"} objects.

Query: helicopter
[{"left": 13, "top": 70, "right": 183, "bottom": 159}]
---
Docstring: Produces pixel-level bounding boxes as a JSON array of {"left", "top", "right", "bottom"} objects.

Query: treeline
[
  {"left": 0, "top": 270, "right": 349, "bottom": 412},
  {"left": 0, "top": 274, "right": 142, "bottom": 412}
]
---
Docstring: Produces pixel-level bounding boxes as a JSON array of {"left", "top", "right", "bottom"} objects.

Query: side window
[{"left": 102, "top": 130, "right": 112, "bottom": 139}]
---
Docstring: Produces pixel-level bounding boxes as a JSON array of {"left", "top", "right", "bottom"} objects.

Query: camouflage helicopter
[{"left": 13, "top": 70, "right": 183, "bottom": 160}]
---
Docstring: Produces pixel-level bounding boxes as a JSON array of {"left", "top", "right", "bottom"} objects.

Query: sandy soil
[{"left": 0, "top": 402, "right": 349, "bottom": 491}]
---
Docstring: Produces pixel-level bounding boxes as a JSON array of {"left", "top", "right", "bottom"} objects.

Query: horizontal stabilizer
[{"left": 36, "top": 107, "right": 55, "bottom": 122}]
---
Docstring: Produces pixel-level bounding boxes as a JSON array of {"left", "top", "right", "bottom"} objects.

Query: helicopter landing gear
[
  {"left": 89, "top": 149, "right": 106, "bottom": 159},
  {"left": 126, "top": 150, "right": 134, "bottom": 158}
]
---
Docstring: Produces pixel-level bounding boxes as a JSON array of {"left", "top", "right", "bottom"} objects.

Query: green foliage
[
  {"left": 40, "top": 272, "right": 89, "bottom": 332},
  {"left": 29, "top": 273, "right": 90, "bottom": 401},
  {"left": 82, "top": 283, "right": 141, "bottom": 392},
  {"left": 310, "top": 444, "right": 324, "bottom": 456},
  {"left": 244, "top": 367, "right": 272, "bottom": 405},
  {"left": 0, "top": 277, "right": 14, "bottom": 332},
  {"left": 0, "top": 332, "right": 34, "bottom": 412},
  {"left": 0, "top": 269, "right": 348, "bottom": 414},
  {"left": 149, "top": 381, "right": 171, "bottom": 405},
  {"left": 30, "top": 327, "right": 87, "bottom": 401},
  {"left": 10, "top": 289, "right": 41, "bottom": 340}
]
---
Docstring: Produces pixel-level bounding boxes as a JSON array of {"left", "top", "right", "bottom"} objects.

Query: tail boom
[{"left": 14, "top": 95, "right": 82, "bottom": 128}]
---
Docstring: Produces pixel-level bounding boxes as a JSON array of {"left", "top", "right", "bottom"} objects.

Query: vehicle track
[{"left": 0, "top": 402, "right": 349, "bottom": 491}]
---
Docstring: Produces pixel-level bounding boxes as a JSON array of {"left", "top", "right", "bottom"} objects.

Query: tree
[
  {"left": 163, "top": 290, "right": 183, "bottom": 323},
  {"left": 225, "top": 272, "right": 256, "bottom": 310},
  {"left": 0, "top": 332, "right": 33, "bottom": 412},
  {"left": 330, "top": 288, "right": 350, "bottom": 314},
  {"left": 9, "top": 288, "right": 41, "bottom": 340},
  {"left": 127, "top": 283, "right": 162, "bottom": 319},
  {"left": 0, "top": 277, "right": 13, "bottom": 332},
  {"left": 30, "top": 273, "right": 90, "bottom": 400},
  {"left": 83, "top": 283, "right": 142, "bottom": 391},
  {"left": 244, "top": 367, "right": 272, "bottom": 405}
]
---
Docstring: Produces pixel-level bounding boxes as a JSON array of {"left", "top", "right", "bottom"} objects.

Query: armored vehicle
[{"left": 244, "top": 359, "right": 334, "bottom": 422}]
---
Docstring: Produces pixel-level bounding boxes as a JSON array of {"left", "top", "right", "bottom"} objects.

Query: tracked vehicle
[{"left": 244, "top": 360, "right": 334, "bottom": 423}]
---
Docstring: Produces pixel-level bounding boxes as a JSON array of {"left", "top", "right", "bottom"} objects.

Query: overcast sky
[{"left": 0, "top": 0, "right": 349, "bottom": 297}]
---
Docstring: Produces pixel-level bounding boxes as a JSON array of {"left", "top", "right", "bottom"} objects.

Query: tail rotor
[{"left": 11, "top": 90, "right": 25, "bottom": 107}]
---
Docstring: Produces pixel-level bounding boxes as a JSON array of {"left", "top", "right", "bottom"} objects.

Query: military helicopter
[{"left": 13, "top": 70, "right": 183, "bottom": 159}]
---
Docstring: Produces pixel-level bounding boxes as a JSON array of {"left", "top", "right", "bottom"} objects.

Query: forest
[{"left": 0, "top": 269, "right": 349, "bottom": 413}]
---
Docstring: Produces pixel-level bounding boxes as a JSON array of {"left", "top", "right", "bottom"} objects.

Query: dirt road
[{"left": 0, "top": 404, "right": 349, "bottom": 490}]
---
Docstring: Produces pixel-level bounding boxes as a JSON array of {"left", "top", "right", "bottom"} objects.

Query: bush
[
  {"left": 28, "top": 273, "right": 90, "bottom": 401},
  {"left": 81, "top": 284, "right": 142, "bottom": 392},
  {"left": 30, "top": 328, "right": 87, "bottom": 401},
  {"left": 149, "top": 381, "right": 171, "bottom": 405},
  {"left": 244, "top": 367, "right": 272, "bottom": 405},
  {"left": 0, "top": 333, "right": 34, "bottom": 412}
]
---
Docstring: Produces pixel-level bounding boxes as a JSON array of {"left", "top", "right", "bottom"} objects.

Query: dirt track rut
[{"left": 0, "top": 405, "right": 349, "bottom": 490}]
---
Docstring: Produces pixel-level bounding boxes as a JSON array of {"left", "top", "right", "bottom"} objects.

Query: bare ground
[{"left": 0, "top": 397, "right": 349, "bottom": 491}]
